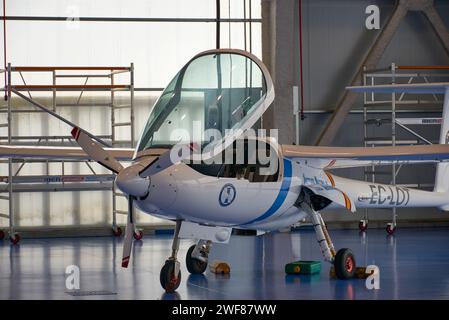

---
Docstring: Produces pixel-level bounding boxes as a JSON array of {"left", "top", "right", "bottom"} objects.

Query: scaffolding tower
[
  {"left": 361, "top": 63, "right": 449, "bottom": 234},
  {"left": 0, "top": 64, "right": 136, "bottom": 243}
]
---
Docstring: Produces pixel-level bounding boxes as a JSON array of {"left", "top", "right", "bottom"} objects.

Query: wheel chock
[
  {"left": 209, "top": 260, "right": 230, "bottom": 274},
  {"left": 329, "top": 266, "right": 373, "bottom": 279},
  {"left": 285, "top": 261, "right": 321, "bottom": 275}
]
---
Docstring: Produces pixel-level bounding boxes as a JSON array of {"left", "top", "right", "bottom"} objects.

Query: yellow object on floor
[
  {"left": 209, "top": 260, "right": 230, "bottom": 274},
  {"left": 329, "top": 266, "right": 371, "bottom": 279}
]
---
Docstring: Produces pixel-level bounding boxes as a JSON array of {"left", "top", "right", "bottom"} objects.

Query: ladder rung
[
  {"left": 0, "top": 213, "right": 10, "bottom": 219},
  {"left": 112, "top": 122, "right": 131, "bottom": 127},
  {"left": 0, "top": 123, "right": 8, "bottom": 128},
  {"left": 115, "top": 210, "right": 128, "bottom": 215},
  {"left": 0, "top": 195, "right": 9, "bottom": 200},
  {"left": 113, "top": 104, "right": 131, "bottom": 109}
]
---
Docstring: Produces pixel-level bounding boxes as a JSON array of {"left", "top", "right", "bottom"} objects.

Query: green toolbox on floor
[{"left": 285, "top": 261, "right": 321, "bottom": 275}]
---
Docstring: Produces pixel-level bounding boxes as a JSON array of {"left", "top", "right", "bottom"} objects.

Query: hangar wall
[
  {"left": 0, "top": 0, "right": 262, "bottom": 230},
  {"left": 262, "top": 0, "right": 449, "bottom": 226}
]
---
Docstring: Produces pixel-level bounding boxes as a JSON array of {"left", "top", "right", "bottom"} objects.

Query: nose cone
[{"left": 115, "top": 164, "right": 150, "bottom": 197}]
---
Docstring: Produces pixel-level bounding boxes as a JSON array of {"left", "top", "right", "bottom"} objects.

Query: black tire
[
  {"left": 160, "top": 260, "right": 181, "bottom": 293},
  {"left": 133, "top": 230, "right": 143, "bottom": 240},
  {"left": 386, "top": 225, "right": 396, "bottom": 235},
  {"left": 112, "top": 227, "right": 122, "bottom": 237},
  {"left": 186, "top": 245, "right": 208, "bottom": 274},
  {"left": 334, "top": 248, "right": 356, "bottom": 279}
]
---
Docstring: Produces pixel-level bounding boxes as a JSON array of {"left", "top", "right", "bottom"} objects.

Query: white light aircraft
[{"left": 2, "top": 49, "right": 449, "bottom": 292}]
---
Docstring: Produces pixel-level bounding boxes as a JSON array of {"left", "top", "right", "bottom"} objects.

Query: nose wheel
[{"left": 160, "top": 259, "right": 181, "bottom": 293}]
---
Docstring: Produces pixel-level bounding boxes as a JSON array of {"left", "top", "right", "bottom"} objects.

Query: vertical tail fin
[{"left": 434, "top": 87, "right": 449, "bottom": 195}]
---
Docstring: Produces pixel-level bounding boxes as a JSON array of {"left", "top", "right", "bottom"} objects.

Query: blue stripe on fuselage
[{"left": 240, "top": 159, "right": 293, "bottom": 226}]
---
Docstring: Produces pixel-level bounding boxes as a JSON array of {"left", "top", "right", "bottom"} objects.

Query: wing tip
[{"left": 71, "top": 127, "right": 80, "bottom": 140}]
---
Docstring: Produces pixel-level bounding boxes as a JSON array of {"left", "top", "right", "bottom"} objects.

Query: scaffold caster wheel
[
  {"left": 10, "top": 234, "right": 20, "bottom": 245},
  {"left": 359, "top": 220, "right": 368, "bottom": 232},
  {"left": 133, "top": 230, "right": 143, "bottom": 240},
  {"left": 386, "top": 223, "right": 396, "bottom": 235},
  {"left": 112, "top": 226, "right": 122, "bottom": 237},
  {"left": 160, "top": 260, "right": 181, "bottom": 293},
  {"left": 186, "top": 245, "right": 208, "bottom": 274},
  {"left": 0, "top": 230, "right": 5, "bottom": 240},
  {"left": 334, "top": 248, "right": 356, "bottom": 279}
]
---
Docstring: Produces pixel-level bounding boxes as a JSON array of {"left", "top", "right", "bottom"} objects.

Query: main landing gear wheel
[
  {"left": 133, "top": 230, "right": 143, "bottom": 240},
  {"left": 386, "top": 223, "right": 396, "bottom": 235},
  {"left": 112, "top": 226, "right": 122, "bottom": 237},
  {"left": 334, "top": 248, "right": 356, "bottom": 279},
  {"left": 186, "top": 244, "right": 208, "bottom": 274},
  {"left": 160, "top": 260, "right": 181, "bottom": 293},
  {"left": 0, "top": 230, "right": 4, "bottom": 240},
  {"left": 10, "top": 234, "right": 21, "bottom": 245}
]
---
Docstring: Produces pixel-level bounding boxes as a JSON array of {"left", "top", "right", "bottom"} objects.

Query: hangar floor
[{"left": 1, "top": 227, "right": 449, "bottom": 299}]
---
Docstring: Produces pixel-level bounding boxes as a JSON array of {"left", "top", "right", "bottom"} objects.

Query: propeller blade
[
  {"left": 122, "top": 196, "right": 135, "bottom": 268},
  {"left": 71, "top": 127, "right": 124, "bottom": 173}
]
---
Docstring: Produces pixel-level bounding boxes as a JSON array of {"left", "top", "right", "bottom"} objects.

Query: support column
[
  {"left": 261, "top": 0, "right": 295, "bottom": 144},
  {"left": 423, "top": 5, "right": 449, "bottom": 56}
]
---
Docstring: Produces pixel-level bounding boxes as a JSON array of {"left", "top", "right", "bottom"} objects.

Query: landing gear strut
[
  {"left": 160, "top": 220, "right": 182, "bottom": 292},
  {"left": 297, "top": 189, "right": 356, "bottom": 279},
  {"left": 186, "top": 240, "right": 211, "bottom": 274}
]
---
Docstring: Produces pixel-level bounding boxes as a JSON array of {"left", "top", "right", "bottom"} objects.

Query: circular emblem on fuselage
[{"left": 219, "top": 183, "right": 236, "bottom": 207}]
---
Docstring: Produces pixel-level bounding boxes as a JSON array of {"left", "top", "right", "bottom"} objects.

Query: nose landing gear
[
  {"left": 160, "top": 259, "right": 181, "bottom": 293},
  {"left": 160, "top": 220, "right": 182, "bottom": 293}
]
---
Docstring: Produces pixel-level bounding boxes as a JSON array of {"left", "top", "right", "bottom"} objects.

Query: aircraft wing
[
  {"left": 281, "top": 144, "right": 449, "bottom": 169},
  {"left": 304, "top": 184, "right": 356, "bottom": 212},
  {"left": 0, "top": 145, "right": 135, "bottom": 161}
]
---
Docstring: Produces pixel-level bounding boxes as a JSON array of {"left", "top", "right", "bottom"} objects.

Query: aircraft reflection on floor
[{"left": 2, "top": 228, "right": 449, "bottom": 299}]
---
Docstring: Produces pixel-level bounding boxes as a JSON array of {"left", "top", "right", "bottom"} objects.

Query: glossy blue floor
[{"left": 1, "top": 227, "right": 449, "bottom": 299}]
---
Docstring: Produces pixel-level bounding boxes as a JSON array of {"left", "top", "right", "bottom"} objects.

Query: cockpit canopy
[{"left": 136, "top": 49, "right": 274, "bottom": 157}]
